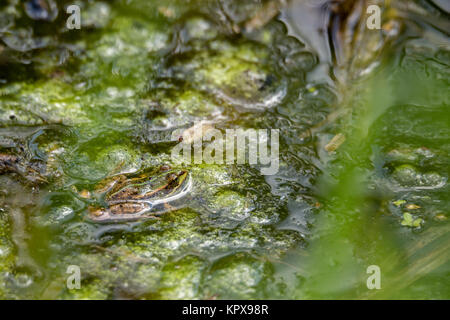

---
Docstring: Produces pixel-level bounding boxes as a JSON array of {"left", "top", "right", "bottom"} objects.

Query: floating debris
[
  {"left": 24, "top": 0, "right": 58, "bottom": 22},
  {"left": 324, "top": 133, "right": 346, "bottom": 153},
  {"left": 393, "top": 200, "right": 406, "bottom": 207},
  {"left": 406, "top": 204, "right": 421, "bottom": 210},
  {"left": 244, "top": 0, "right": 286, "bottom": 32},
  {"left": 401, "top": 212, "right": 424, "bottom": 228}
]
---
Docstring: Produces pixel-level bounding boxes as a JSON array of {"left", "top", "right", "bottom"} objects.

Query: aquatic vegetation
[{"left": 0, "top": 0, "right": 448, "bottom": 300}]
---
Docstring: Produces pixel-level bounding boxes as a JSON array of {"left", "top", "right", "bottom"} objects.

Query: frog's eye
[{"left": 166, "top": 173, "right": 178, "bottom": 181}]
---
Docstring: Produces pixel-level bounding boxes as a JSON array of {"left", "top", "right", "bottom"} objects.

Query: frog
[
  {"left": 85, "top": 165, "right": 191, "bottom": 223},
  {"left": 0, "top": 152, "right": 47, "bottom": 184}
]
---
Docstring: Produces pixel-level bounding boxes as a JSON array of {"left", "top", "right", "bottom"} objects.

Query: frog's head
[
  {"left": 165, "top": 170, "right": 189, "bottom": 190},
  {"left": 86, "top": 167, "right": 191, "bottom": 223}
]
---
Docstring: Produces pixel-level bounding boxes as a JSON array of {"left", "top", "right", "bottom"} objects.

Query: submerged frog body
[{"left": 87, "top": 166, "right": 191, "bottom": 222}]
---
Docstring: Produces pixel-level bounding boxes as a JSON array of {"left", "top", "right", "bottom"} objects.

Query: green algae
[
  {"left": 0, "top": 206, "right": 14, "bottom": 299},
  {"left": 0, "top": 0, "right": 449, "bottom": 300}
]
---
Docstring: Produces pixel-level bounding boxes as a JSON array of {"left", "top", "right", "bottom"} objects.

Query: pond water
[{"left": 0, "top": 0, "right": 448, "bottom": 299}]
